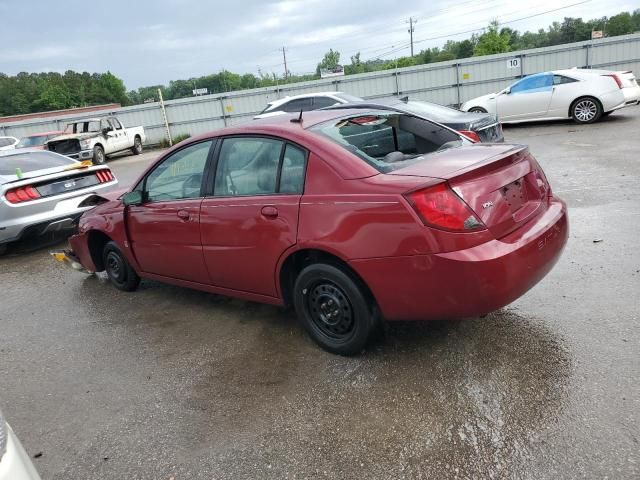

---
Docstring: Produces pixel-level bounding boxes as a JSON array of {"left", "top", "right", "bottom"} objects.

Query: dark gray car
[{"left": 325, "top": 97, "right": 504, "bottom": 143}]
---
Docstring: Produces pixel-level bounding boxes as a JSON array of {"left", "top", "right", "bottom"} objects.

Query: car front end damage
[{"left": 47, "top": 137, "right": 95, "bottom": 161}]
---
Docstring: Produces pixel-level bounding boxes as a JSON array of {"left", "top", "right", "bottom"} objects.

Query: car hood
[{"left": 47, "top": 132, "right": 100, "bottom": 142}]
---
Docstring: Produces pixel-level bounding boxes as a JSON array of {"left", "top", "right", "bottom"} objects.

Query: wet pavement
[{"left": 1, "top": 107, "right": 639, "bottom": 479}]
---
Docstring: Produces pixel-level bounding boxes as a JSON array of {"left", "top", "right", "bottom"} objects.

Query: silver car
[
  {"left": 0, "top": 407, "right": 41, "bottom": 480},
  {"left": 0, "top": 149, "right": 117, "bottom": 255}
]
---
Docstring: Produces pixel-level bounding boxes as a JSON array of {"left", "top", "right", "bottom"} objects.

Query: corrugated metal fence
[{"left": 2, "top": 33, "right": 639, "bottom": 144}]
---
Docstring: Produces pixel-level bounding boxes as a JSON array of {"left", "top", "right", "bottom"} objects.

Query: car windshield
[
  {"left": 0, "top": 151, "right": 76, "bottom": 175},
  {"left": 334, "top": 93, "right": 364, "bottom": 103},
  {"left": 64, "top": 121, "right": 101, "bottom": 133},
  {"left": 309, "top": 112, "right": 464, "bottom": 173},
  {"left": 16, "top": 135, "right": 48, "bottom": 148}
]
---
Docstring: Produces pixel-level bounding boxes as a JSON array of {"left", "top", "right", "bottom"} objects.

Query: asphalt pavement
[{"left": 1, "top": 107, "right": 639, "bottom": 479}]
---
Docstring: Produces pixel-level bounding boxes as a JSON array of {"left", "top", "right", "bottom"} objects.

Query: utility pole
[
  {"left": 407, "top": 17, "right": 417, "bottom": 57},
  {"left": 282, "top": 47, "right": 288, "bottom": 80}
]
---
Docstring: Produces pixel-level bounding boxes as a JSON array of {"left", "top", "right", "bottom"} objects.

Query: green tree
[
  {"left": 474, "top": 21, "right": 511, "bottom": 56},
  {"left": 606, "top": 12, "right": 634, "bottom": 36},
  {"left": 316, "top": 49, "right": 341, "bottom": 75}
]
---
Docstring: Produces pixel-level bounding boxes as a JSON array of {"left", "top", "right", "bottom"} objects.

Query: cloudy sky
[{"left": 0, "top": 0, "right": 634, "bottom": 89}]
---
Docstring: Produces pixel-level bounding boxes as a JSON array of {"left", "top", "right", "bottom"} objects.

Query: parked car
[
  {"left": 254, "top": 91, "right": 363, "bottom": 119},
  {"left": 54, "top": 109, "right": 567, "bottom": 355},
  {"left": 15, "top": 131, "right": 65, "bottom": 150},
  {"left": 0, "top": 136, "right": 19, "bottom": 151},
  {"left": 0, "top": 149, "right": 117, "bottom": 255},
  {"left": 46, "top": 116, "right": 145, "bottom": 164},
  {"left": 0, "top": 406, "right": 42, "bottom": 480},
  {"left": 460, "top": 69, "right": 639, "bottom": 124},
  {"left": 324, "top": 97, "right": 504, "bottom": 142}
]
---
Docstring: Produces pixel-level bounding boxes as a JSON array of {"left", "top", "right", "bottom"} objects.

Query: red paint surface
[{"left": 69, "top": 111, "right": 568, "bottom": 320}]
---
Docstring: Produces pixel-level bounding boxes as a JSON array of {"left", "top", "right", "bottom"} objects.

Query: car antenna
[{"left": 291, "top": 108, "right": 303, "bottom": 123}]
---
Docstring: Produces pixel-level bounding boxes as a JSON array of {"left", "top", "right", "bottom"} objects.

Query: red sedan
[{"left": 61, "top": 109, "right": 568, "bottom": 355}]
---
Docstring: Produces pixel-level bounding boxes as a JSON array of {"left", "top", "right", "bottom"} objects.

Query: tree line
[{"left": 0, "top": 9, "right": 637, "bottom": 116}]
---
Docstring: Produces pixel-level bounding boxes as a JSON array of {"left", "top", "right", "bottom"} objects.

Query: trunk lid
[{"left": 390, "top": 144, "right": 550, "bottom": 238}]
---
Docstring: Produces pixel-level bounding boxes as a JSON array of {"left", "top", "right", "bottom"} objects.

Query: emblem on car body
[
  {"left": 64, "top": 181, "right": 76, "bottom": 189},
  {"left": 482, "top": 201, "right": 494, "bottom": 209}
]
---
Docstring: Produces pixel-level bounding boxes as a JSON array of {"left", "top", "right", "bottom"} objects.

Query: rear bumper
[
  {"left": 0, "top": 424, "right": 42, "bottom": 480},
  {"left": 350, "top": 198, "right": 568, "bottom": 321},
  {"left": 621, "top": 85, "right": 640, "bottom": 105}
]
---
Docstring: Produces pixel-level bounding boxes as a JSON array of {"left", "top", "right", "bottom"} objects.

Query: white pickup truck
[{"left": 46, "top": 116, "right": 145, "bottom": 164}]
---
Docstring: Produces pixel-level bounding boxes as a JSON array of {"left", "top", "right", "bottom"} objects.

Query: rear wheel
[
  {"left": 571, "top": 97, "right": 602, "bottom": 124},
  {"left": 103, "top": 241, "right": 140, "bottom": 291},
  {"left": 468, "top": 107, "right": 487, "bottom": 113},
  {"left": 0, "top": 244, "right": 7, "bottom": 256},
  {"left": 93, "top": 145, "right": 106, "bottom": 165},
  {"left": 131, "top": 136, "right": 142, "bottom": 155},
  {"left": 293, "top": 263, "right": 376, "bottom": 356}
]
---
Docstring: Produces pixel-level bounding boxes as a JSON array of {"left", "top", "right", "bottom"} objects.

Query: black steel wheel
[
  {"left": 293, "top": 263, "right": 376, "bottom": 355},
  {"left": 102, "top": 241, "right": 140, "bottom": 291}
]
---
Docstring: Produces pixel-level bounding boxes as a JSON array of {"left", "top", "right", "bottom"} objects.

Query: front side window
[
  {"left": 145, "top": 141, "right": 212, "bottom": 202},
  {"left": 109, "top": 118, "right": 123, "bottom": 129},
  {"left": 214, "top": 137, "right": 283, "bottom": 196},
  {"left": 510, "top": 74, "right": 553, "bottom": 93},
  {"left": 310, "top": 112, "right": 464, "bottom": 173}
]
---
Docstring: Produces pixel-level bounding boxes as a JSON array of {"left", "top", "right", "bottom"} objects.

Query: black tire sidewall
[
  {"left": 572, "top": 97, "right": 602, "bottom": 124},
  {"left": 469, "top": 107, "right": 487, "bottom": 113},
  {"left": 132, "top": 137, "right": 142, "bottom": 155},
  {"left": 293, "top": 263, "right": 374, "bottom": 356},
  {"left": 93, "top": 145, "right": 105, "bottom": 164},
  {"left": 102, "top": 241, "right": 139, "bottom": 291}
]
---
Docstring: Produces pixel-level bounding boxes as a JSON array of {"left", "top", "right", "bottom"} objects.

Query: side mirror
[
  {"left": 504, "top": 88, "right": 511, "bottom": 95},
  {"left": 122, "top": 190, "right": 144, "bottom": 206},
  {"left": 102, "top": 127, "right": 112, "bottom": 135}
]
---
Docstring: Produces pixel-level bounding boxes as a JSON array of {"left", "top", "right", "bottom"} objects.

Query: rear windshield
[
  {"left": 309, "top": 112, "right": 464, "bottom": 173},
  {"left": 0, "top": 151, "right": 75, "bottom": 175},
  {"left": 16, "top": 135, "right": 48, "bottom": 148}
]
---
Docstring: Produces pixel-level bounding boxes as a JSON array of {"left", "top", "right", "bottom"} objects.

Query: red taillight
[
  {"left": 5, "top": 185, "right": 41, "bottom": 204},
  {"left": 604, "top": 73, "right": 623, "bottom": 89},
  {"left": 96, "top": 169, "right": 114, "bottom": 183},
  {"left": 458, "top": 130, "right": 481, "bottom": 143},
  {"left": 406, "top": 183, "right": 485, "bottom": 232}
]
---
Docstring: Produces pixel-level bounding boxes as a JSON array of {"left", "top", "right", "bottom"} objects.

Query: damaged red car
[{"left": 58, "top": 109, "right": 568, "bottom": 355}]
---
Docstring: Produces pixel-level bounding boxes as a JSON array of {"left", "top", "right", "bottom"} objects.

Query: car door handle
[
  {"left": 261, "top": 206, "right": 278, "bottom": 218},
  {"left": 177, "top": 209, "right": 190, "bottom": 221}
]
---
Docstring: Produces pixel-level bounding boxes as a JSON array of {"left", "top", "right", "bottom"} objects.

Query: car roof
[{"left": 24, "top": 131, "right": 65, "bottom": 137}]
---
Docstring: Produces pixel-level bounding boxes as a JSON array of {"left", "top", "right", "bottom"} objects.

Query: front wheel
[
  {"left": 93, "top": 145, "right": 105, "bottom": 165},
  {"left": 0, "top": 244, "right": 7, "bottom": 256},
  {"left": 131, "top": 136, "right": 142, "bottom": 155},
  {"left": 571, "top": 97, "right": 602, "bottom": 124},
  {"left": 103, "top": 241, "right": 140, "bottom": 292},
  {"left": 468, "top": 107, "right": 487, "bottom": 113},
  {"left": 293, "top": 263, "right": 376, "bottom": 356}
]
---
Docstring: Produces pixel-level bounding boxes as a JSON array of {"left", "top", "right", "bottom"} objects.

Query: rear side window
[
  {"left": 279, "top": 144, "right": 306, "bottom": 194},
  {"left": 553, "top": 75, "right": 578, "bottom": 85},
  {"left": 214, "top": 137, "right": 283, "bottom": 196},
  {"left": 281, "top": 98, "right": 313, "bottom": 113},
  {"left": 309, "top": 113, "right": 463, "bottom": 173},
  {"left": 312, "top": 97, "right": 340, "bottom": 109},
  {"left": 0, "top": 138, "right": 15, "bottom": 148},
  {"left": 0, "top": 151, "right": 75, "bottom": 175}
]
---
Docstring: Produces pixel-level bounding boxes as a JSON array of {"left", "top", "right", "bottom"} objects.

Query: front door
[
  {"left": 127, "top": 140, "right": 214, "bottom": 283},
  {"left": 497, "top": 73, "right": 554, "bottom": 121},
  {"left": 200, "top": 136, "right": 307, "bottom": 297}
]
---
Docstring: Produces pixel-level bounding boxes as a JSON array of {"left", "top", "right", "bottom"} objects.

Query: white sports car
[{"left": 461, "top": 69, "right": 640, "bottom": 124}]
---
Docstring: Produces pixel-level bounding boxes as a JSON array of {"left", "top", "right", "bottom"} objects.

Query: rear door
[
  {"left": 127, "top": 140, "right": 214, "bottom": 283},
  {"left": 497, "top": 73, "right": 554, "bottom": 121},
  {"left": 199, "top": 136, "right": 306, "bottom": 297}
]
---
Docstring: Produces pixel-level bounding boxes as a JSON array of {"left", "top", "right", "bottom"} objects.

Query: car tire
[
  {"left": 131, "top": 136, "right": 142, "bottom": 155},
  {"left": 571, "top": 97, "right": 602, "bottom": 124},
  {"left": 293, "top": 263, "right": 376, "bottom": 356},
  {"left": 93, "top": 145, "right": 106, "bottom": 165},
  {"left": 103, "top": 241, "right": 140, "bottom": 292},
  {"left": 468, "top": 107, "right": 487, "bottom": 113}
]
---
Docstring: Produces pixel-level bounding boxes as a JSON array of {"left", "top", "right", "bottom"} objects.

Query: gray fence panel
[{"left": 1, "top": 33, "right": 638, "bottom": 143}]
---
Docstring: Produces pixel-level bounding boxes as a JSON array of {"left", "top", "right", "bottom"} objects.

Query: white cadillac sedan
[{"left": 461, "top": 69, "right": 640, "bottom": 124}]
